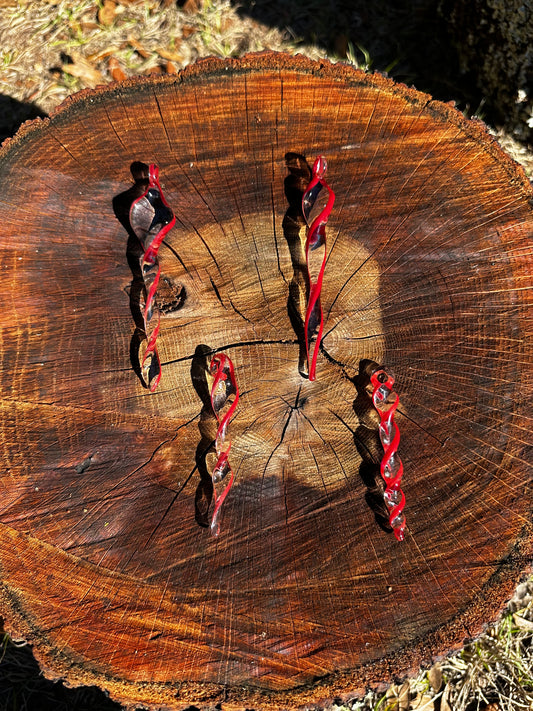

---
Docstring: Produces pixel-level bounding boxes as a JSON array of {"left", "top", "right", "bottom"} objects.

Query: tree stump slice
[{"left": 0, "top": 53, "right": 531, "bottom": 709}]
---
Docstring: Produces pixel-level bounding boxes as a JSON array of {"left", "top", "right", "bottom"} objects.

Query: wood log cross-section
[{"left": 0, "top": 53, "right": 531, "bottom": 710}]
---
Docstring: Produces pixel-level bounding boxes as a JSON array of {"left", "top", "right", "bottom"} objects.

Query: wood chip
[
  {"left": 178, "top": 0, "right": 203, "bottom": 13},
  {"left": 80, "top": 21, "right": 100, "bottom": 32},
  {"left": 87, "top": 46, "right": 122, "bottom": 63}
]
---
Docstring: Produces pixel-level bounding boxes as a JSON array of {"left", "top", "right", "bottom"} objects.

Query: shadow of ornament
[{"left": 0, "top": 52, "right": 531, "bottom": 711}]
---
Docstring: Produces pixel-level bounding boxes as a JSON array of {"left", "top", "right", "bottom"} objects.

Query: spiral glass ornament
[
  {"left": 301, "top": 155, "right": 335, "bottom": 381},
  {"left": 209, "top": 353, "right": 240, "bottom": 536},
  {"left": 129, "top": 164, "right": 176, "bottom": 391},
  {"left": 370, "top": 368, "right": 406, "bottom": 541}
]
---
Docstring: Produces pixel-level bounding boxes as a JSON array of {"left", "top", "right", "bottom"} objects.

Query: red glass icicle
[
  {"left": 129, "top": 164, "right": 176, "bottom": 391},
  {"left": 301, "top": 155, "right": 335, "bottom": 381},
  {"left": 370, "top": 368, "right": 406, "bottom": 541},
  {"left": 209, "top": 353, "right": 239, "bottom": 536}
]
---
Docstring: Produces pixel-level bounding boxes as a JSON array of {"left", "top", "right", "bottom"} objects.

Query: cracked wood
[{"left": 0, "top": 53, "right": 531, "bottom": 710}]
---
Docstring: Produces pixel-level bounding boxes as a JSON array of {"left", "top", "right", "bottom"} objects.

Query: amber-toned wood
[{"left": 0, "top": 53, "right": 531, "bottom": 709}]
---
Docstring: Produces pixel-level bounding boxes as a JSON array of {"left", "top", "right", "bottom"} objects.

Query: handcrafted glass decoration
[
  {"left": 370, "top": 368, "right": 406, "bottom": 541},
  {"left": 129, "top": 164, "right": 176, "bottom": 391},
  {"left": 301, "top": 156, "right": 335, "bottom": 381},
  {"left": 209, "top": 353, "right": 240, "bottom": 536}
]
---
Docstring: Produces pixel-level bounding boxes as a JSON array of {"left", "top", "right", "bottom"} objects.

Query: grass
[
  {"left": 330, "top": 585, "right": 533, "bottom": 711},
  {"left": 0, "top": 1, "right": 532, "bottom": 709},
  {"left": 3, "top": 582, "right": 531, "bottom": 710},
  {"left": 1, "top": 0, "right": 530, "bottom": 169}
]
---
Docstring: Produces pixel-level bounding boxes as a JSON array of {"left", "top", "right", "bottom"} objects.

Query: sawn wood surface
[{"left": 0, "top": 53, "right": 531, "bottom": 709}]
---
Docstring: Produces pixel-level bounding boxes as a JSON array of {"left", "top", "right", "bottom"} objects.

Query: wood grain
[{"left": 0, "top": 53, "right": 531, "bottom": 709}]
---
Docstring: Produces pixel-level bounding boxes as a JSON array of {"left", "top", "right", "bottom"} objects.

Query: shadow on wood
[{"left": 0, "top": 53, "right": 531, "bottom": 710}]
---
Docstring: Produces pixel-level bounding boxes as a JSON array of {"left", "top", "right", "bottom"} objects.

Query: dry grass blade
[
  {"left": 439, "top": 588, "right": 533, "bottom": 711},
  {"left": 331, "top": 579, "right": 533, "bottom": 711}
]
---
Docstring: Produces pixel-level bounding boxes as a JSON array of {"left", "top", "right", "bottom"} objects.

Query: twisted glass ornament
[
  {"left": 370, "top": 368, "right": 406, "bottom": 541},
  {"left": 209, "top": 353, "right": 239, "bottom": 536},
  {"left": 301, "top": 156, "right": 335, "bottom": 381},
  {"left": 129, "top": 164, "right": 176, "bottom": 391}
]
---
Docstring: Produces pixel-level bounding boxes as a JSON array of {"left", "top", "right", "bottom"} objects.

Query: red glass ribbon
[
  {"left": 370, "top": 368, "right": 406, "bottom": 541},
  {"left": 129, "top": 164, "right": 176, "bottom": 391},
  {"left": 209, "top": 353, "right": 239, "bottom": 536},
  {"left": 301, "top": 155, "right": 335, "bottom": 381}
]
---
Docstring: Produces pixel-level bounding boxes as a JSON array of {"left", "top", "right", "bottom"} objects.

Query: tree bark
[
  {"left": 0, "top": 53, "right": 531, "bottom": 709},
  {"left": 440, "top": 0, "right": 533, "bottom": 144}
]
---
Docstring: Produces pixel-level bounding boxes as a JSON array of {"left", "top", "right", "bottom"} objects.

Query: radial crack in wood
[{"left": 0, "top": 53, "right": 531, "bottom": 710}]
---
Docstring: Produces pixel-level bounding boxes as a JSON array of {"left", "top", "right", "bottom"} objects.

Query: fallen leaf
[
  {"left": 441, "top": 683, "right": 453, "bottom": 711},
  {"left": 428, "top": 663, "right": 443, "bottom": 692},
  {"left": 87, "top": 46, "right": 121, "bottom": 62},
  {"left": 385, "top": 686, "right": 399, "bottom": 711},
  {"left": 108, "top": 56, "right": 127, "bottom": 82},
  {"left": 398, "top": 680, "right": 410, "bottom": 711},
  {"left": 61, "top": 52, "right": 104, "bottom": 87},
  {"left": 156, "top": 46, "right": 185, "bottom": 62},
  {"left": 411, "top": 692, "right": 436, "bottom": 709},
  {"left": 513, "top": 612, "right": 533, "bottom": 630},
  {"left": 385, "top": 683, "right": 410, "bottom": 711},
  {"left": 98, "top": 0, "right": 117, "bottom": 26}
]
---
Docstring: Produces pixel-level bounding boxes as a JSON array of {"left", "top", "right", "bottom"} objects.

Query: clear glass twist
[
  {"left": 129, "top": 164, "right": 176, "bottom": 391},
  {"left": 370, "top": 368, "right": 406, "bottom": 541},
  {"left": 209, "top": 353, "right": 239, "bottom": 536},
  {"left": 301, "top": 156, "right": 335, "bottom": 381}
]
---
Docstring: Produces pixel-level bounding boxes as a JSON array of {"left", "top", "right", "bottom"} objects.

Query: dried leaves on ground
[
  {"left": 0, "top": 0, "right": 320, "bottom": 140},
  {"left": 1, "top": 0, "right": 530, "bottom": 173},
  {"left": 333, "top": 579, "right": 533, "bottom": 711}
]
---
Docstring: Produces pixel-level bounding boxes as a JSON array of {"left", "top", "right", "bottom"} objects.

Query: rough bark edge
[
  {"left": 0, "top": 51, "right": 532, "bottom": 197},
  {"left": 1, "top": 49, "right": 532, "bottom": 709},
  {"left": 1, "top": 526, "right": 531, "bottom": 710}
]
